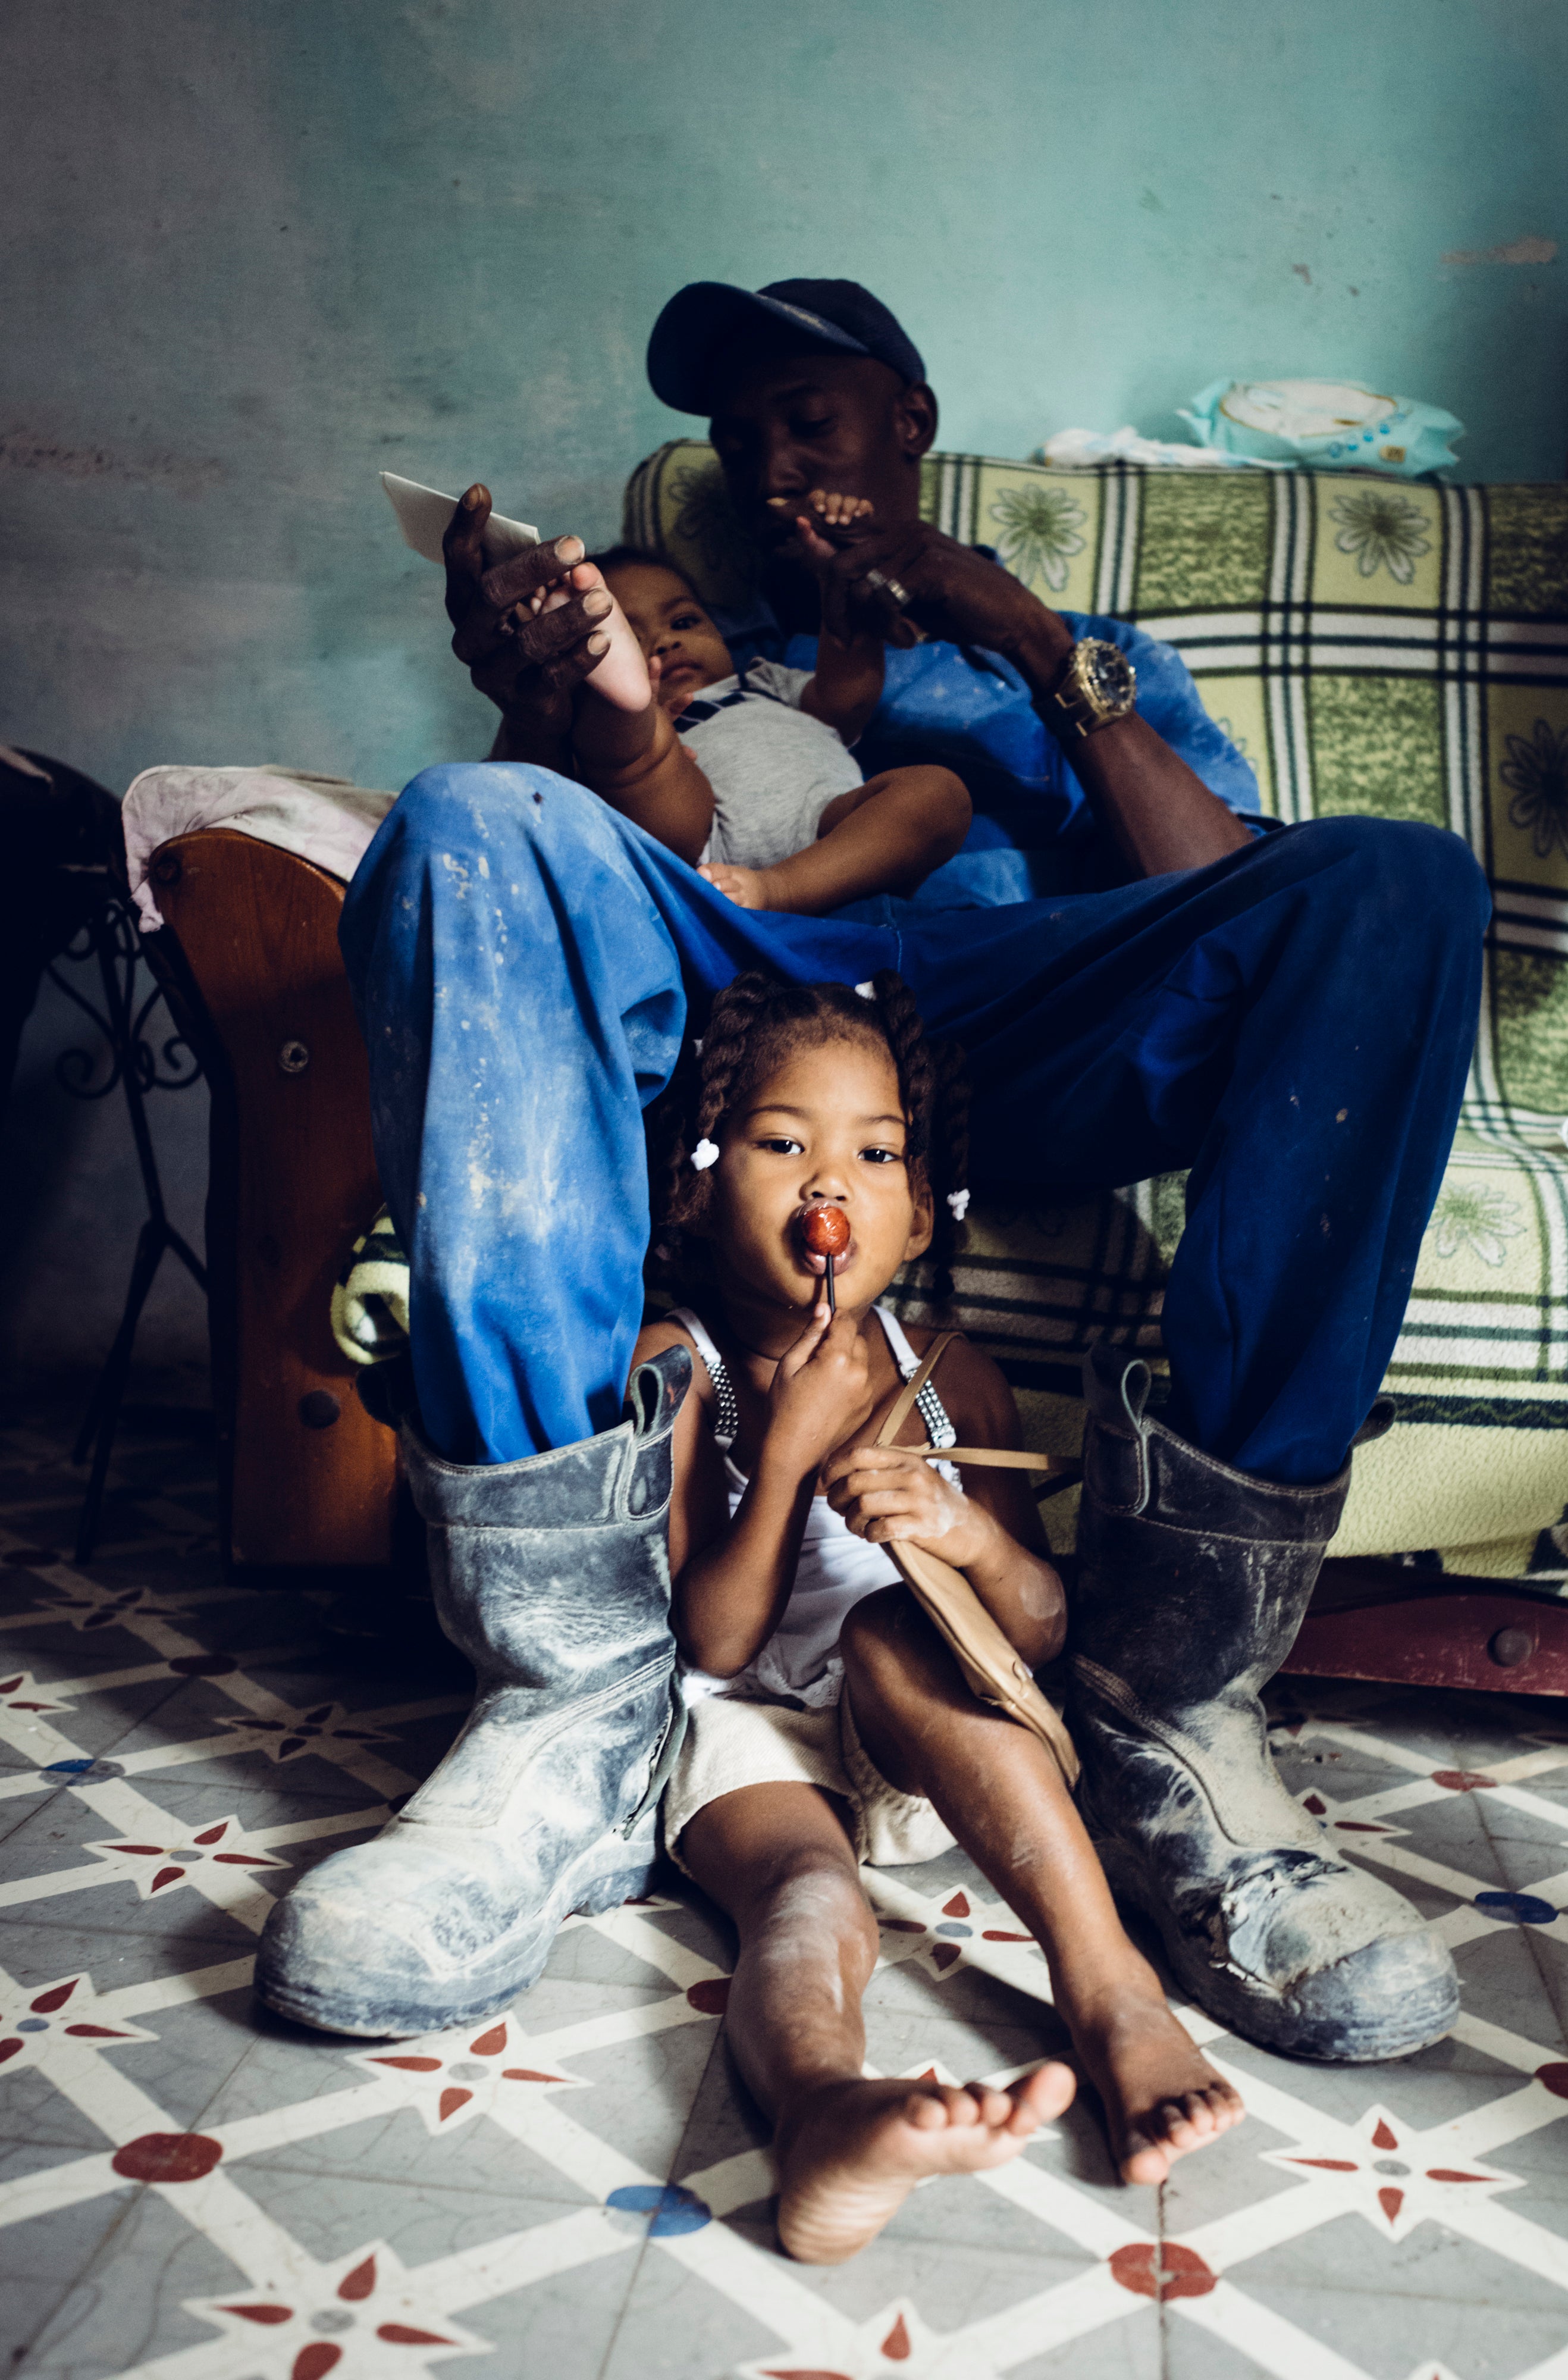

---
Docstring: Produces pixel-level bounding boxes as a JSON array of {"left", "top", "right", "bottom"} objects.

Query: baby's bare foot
[
  {"left": 1067, "top": 1970, "right": 1244, "bottom": 2185},
  {"left": 767, "top": 489, "right": 874, "bottom": 568},
  {"left": 775, "top": 2064, "right": 1072, "bottom": 2265},
  {"left": 698, "top": 862, "right": 773, "bottom": 910},
  {"left": 539, "top": 562, "right": 649, "bottom": 711},
  {"left": 810, "top": 488, "right": 874, "bottom": 531}
]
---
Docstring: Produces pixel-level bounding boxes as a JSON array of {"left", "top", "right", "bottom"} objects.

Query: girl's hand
[
  {"left": 764, "top": 1305, "right": 874, "bottom": 1480},
  {"left": 821, "top": 1442, "right": 1002, "bottom": 1571}
]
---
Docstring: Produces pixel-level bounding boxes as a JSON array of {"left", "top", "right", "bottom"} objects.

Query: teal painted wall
[{"left": 3, "top": 0, "right": 1564, "bottom": 803}]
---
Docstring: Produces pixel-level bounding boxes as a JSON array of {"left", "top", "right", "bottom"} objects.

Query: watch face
[{"left": 1081, "top": 640, "right": 1136, "bottom": 712}]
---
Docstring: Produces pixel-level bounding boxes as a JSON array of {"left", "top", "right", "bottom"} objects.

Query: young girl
[{"left": 634, "top": 970, "right": 1243, "bottom": 2266}]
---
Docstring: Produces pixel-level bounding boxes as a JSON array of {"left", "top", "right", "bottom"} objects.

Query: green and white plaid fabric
[{"left": 623, "top": 444, "right": 1568, "bottom": 1577}]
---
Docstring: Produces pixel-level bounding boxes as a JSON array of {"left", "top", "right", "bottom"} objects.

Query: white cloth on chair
[{"left": 122, "top": 766, "right": 397, "bottom": 929}]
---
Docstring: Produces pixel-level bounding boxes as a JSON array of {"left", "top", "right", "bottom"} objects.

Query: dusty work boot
[
  {"left": 256, "top": 1346, "right": 691, "bottom": 2037},
  {"left": 1068, "top": 1345, "right": 1458, "bottom": 2063}
]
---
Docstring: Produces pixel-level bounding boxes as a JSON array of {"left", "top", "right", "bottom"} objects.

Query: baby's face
[{"left": 604, "top": 562, "right": 733, "bottom": 713}]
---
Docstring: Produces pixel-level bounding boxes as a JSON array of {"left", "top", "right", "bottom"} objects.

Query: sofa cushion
[
  {"left": 626, "top": 444, "right": 1568, "bottom": 1122},
  {"left": 625, "top": 445, "right": 1568, "bottom": 1577}
]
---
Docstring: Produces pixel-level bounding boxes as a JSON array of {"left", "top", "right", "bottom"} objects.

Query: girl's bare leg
[
  {"left": 839, "top": 1589, "right": 1244, "bottom": 2185},
  {"left": 677, "top": 1778, "right": 1074, "bottom": 2264}
]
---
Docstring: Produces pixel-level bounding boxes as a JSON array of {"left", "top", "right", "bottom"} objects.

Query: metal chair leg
[{"left": 44, "top": 884, "right": 206, "bottom": 1561}]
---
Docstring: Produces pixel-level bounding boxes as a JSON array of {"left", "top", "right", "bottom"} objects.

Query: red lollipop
[{"left": 799, "top": 1201, "right": 849, "bottom": 1312}]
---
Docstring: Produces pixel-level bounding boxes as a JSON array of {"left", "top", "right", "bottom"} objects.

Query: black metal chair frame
[{"left": 45, "top": 872, "right": 206, "bottom": 1559}]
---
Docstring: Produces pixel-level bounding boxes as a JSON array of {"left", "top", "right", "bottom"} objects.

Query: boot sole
[
  {"left": 255, "top": 1815, "right": 660, "bottom": 2040},
  {"left": 1096, "top": 1837, "right": 1459, "bottom": 2062}
]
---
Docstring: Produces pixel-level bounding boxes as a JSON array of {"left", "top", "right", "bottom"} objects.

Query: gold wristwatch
[{"left": 1046, "top": 638, "right": 1137, "bottom": 740}]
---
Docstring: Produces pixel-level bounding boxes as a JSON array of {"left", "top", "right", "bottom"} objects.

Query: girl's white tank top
[{"left": 668, "top": 1304, "right": 959, "bottom": 1712}]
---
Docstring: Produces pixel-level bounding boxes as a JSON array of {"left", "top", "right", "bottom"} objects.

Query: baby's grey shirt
[{"left": 675, "top": 661, "right": 864, "bottom": 870}]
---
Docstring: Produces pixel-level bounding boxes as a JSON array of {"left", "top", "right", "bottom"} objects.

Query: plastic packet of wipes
[
  {"left": 1180, "top": 380, "right": 1463, "bottom": 477},
  {"left": 381, "top": 472, "right": 540, "bottom": 565}
]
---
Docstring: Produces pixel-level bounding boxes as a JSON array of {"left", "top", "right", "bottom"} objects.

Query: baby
[{"left": 538, "top": 497, "right": 970, "bottom": 915}]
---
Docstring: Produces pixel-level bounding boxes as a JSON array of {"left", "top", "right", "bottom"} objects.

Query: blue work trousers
[{"left": 340, "top": 765, "right": 1488, "bottom": 1485}]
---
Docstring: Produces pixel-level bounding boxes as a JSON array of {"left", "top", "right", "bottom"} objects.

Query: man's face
[{"left": 707, "top": 350, "right": 937, "bottom": 549}]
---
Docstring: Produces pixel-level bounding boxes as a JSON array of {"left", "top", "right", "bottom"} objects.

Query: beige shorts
[{"left": 663, "top": 1687, "right": 955, "bottom": 1874}]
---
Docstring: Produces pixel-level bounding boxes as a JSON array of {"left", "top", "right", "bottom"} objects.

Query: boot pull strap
[
  {"left": 626, "top": 1342, "right": 692, "bottom": 1438},
  {"left": 1353, "top": 1395, "right": 1397, "bottom": 1448},
  {"left": 1083, "top": 1344, "right": 1153, "bottom": 1514}
]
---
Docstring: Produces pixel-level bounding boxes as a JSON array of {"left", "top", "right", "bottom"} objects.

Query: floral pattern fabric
[
  {"left": 1328, "top": 488, "right": 1434, "bottom": 584},
  {"left": 623, "top": 442, "right": 1568, "bottom": 1578}
]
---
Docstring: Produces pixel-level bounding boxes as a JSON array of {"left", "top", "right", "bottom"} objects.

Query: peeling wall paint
[
  {"left": 1441, "top": 236, "right": 1558, "bottom": 267},
  {"left": 2, "top": 0, "right": 1565, "bottom": 805}
]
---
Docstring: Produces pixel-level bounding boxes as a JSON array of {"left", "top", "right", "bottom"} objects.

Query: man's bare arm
[{"left": 1004, "top": 607, "right": 1252, "bottom": 877}]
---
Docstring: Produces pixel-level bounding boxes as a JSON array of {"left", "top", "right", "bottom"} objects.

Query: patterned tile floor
[{"left": 2, "top": 1392, "right": 1567, "bottom": 2380}]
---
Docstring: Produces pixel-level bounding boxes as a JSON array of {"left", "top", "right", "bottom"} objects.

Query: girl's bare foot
[
  {"left": 774, "top": 2063, "right": 1072, "bottom": 2265},
  {"left": 1064, "top": 1965, "right": 1244, "bottom": 2185}
]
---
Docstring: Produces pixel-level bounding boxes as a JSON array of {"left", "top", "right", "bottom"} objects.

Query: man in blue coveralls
[{"left": 259, "top": 281, "right": 1487, "bottom": 2073}]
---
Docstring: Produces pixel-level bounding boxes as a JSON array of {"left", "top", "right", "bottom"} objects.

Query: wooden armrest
[{"left": 149, "top": 830, "right": 396, "bottom": 1573}]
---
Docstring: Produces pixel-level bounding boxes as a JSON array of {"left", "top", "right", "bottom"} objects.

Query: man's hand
[
  {"left": 442, "top": 486, "right": 614, "bottom": 762},
  {"left": 799, "top": 515, "right": 1074, "bottom": 674},
  {"left": 767, "top": 493, "right": 928, "bottom": 650},
  {"left": 786, "top": 509, "right": 1253, "bottom": 876}
]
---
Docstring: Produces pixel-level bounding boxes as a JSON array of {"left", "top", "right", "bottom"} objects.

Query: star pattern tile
[{"left": 2, "top": 1399, "right": 1567, "bottom": 2380}]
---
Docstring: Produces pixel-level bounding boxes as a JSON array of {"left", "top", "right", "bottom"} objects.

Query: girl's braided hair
[{"left": 647, "top": 969, "right": 971, "bottom": 1296}]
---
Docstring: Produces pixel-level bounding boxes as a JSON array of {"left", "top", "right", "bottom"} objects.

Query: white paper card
[{"left": 381, "top": 472, "right": 540, "bottom": 566}]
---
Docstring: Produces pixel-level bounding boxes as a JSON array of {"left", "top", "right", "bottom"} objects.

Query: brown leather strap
[
  {"left": 876, "top": 1333, "right": 1073, "bottom": 1478},
  {"left": 927, "top": 1446, "right": 1077, "bottom": 1474},
  {"left": 874, "top": 1329, "right": 959, "bottom": 1450},
  {"left": 867, "top": 1328, "right": 1080, "bottom": 1787}
]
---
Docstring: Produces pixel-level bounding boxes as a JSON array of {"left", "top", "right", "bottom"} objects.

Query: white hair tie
[
  {"left": 689, "top": 1138, "right": 720, "bottom": 1171},
  {"left": 854, "top": 980, "right": 877, "bottom": 1000},
  {"left": 691, "top": 1037, "right": 704, "bottom": 1057},
  {"left": 946, "top": 1188, "right": 970, "bottom": 1221}
]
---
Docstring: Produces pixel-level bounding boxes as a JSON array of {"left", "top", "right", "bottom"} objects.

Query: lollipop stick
[{"left": 825, "top": 1251, "right": 836, "bottom": 1315}]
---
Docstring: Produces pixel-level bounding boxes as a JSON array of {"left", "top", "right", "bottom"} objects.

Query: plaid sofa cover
[{"left": 624, "top": 443, "right": 1568, "bottom": 1580}]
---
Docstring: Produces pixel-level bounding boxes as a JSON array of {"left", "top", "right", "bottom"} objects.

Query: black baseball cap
[{"left": 647, "top": 278, "right": 927, "bottom": 415}]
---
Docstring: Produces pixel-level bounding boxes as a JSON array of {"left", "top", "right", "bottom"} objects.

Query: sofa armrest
[{"left": 148, "top": 829, "right": 397, "bottom": 1574}]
